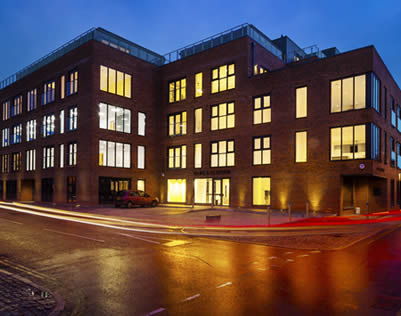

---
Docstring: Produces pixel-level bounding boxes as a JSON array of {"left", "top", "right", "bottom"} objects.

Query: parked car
[{"left": 115, "top": 190, "right": 159, "bottom": 208}]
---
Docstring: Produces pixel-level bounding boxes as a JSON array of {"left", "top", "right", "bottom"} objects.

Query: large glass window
[
  {"left": 26, "top": 120, "right": 36, "bottom": 142},
  {"left": 253, "top": 177, "right": 271, "bottom": 205},
  {"left": 195, "top": 72, "right": 203, "bottom": 97},
  {"left": 169, "top": 78, "right": 186, "bottom": 103},
  {"left": 391, "top": 97, "right": 396, "bottom": 127},
  {"left": 11, "top": 96, "right": 22, "bottom": 117},
  {"left": 137, "top": 179, "right": 145, "bottom": 192},
  {"left": 211, "top": 102, "right": 235, "bottom": 130},
  {"left": 211, "top": 64, "right": 235, "bottom": 93},
  {"left": 99, "top": 103, "right": 131, "bottom": 133},
  {"left": 42, "top": 81, "right": 55, "bottom": 105},
  {"left": 68, "top": 142, "right": 77, "bottom": 166},
  {"left": 371, "top": 123, "right": 380, "bottom": 161},
  {"left": 2, "top": 128, "right": 9, "bottom": 147},
  {"left": 59, "top": 110, "right": 65, "bottom": 134},
  {"left": 99, "top": 140, "right": 131, "bottom": 168},
  {"left": 27, "top": 89, "right": 37, "bottom": 111},
  {"left": 11, "top": 152, "right": 21, "bottom": 172},
  {"left": 67, "top": 70, "right": 78, "bottom": 96},
  {"left": 371, "top": 73, "right": 380, "bottom": 113},
  {"left": 11, "top": 124, "right": 22, "bottom": 145},
  {"left": 391, "top": 137, "right": 396, "bottom": 167},
  {"left": 296, "top": 87, "right": 307, "bottom": 118},
  {"left": 295, "top": 131, "right": 307, "bottom": 162},
  {"left": 167, "top": 179, "right": 186, "bottom": 203},
  {"left": 398, "top": 143, "right": 401, "bottom": 169},
  {"left": 26, "top": 149, "right": 36, "bottom": 171},
  {"left": 60, "top": 144, "right": 64, "bottom": 168},
  {"left": 331, "top": 75, "right": 366, "bottom": 112},
  {"left": 67, "top": 107, "right": 78, "bottom": 131},
  {"left": 194, "top": 144, "right": 202, "bottom": 168},
  {"left": 253, "top": 136, "right": 271, "bottom": 165},
  {"left": 2, "top": 101, "right": 10, "bottom": 121},
  {"left": 330, "top": 125, "right": 366, "bottom": 160},
  {"left": 100, "top": 65, "right": 131, "bottom": 98},
  {"left": 194, "top": 108, "right": 202, "bottom": 133},
  {"left": 253, "top": 95, "right": 271, "bottom": 124},
  {"left": 137, "top": 145, "right": 145, "bottom": 169},
  {"left": 168, "top": 112, "right": 187, "bottom": 136},
  {"left": 42, "top": 114, "right": 55, "bottom": 137},
  {"left": 168, "top": 145, "right": 186, "bottom": 169},
  {"left": 1, "top": 154, "right": 9, "bottom": 173},
  {"left": 42, "top": 146, "right": 55, "bottom": 169},
  {"left": 138, "top": 112, "right": 146, "bottom": 136},
  {"left": 211, "top": 140, "right": 234, "bottom": 167}
]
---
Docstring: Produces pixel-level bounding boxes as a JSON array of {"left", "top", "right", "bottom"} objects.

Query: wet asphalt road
[{"left": 0, "top": 208, "right": 401, "bottom": 316}]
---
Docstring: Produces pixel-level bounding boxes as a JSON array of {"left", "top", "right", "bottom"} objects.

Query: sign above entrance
[{"left": 194, "top": 170, "right": 231, "bottom": 176}]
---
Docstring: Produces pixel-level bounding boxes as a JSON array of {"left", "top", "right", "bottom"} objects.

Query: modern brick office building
[{"left": 0, "top": 24, "right": 400, "bottom": 214}]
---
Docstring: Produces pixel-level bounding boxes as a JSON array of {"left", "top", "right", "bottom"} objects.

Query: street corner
[{"left": 0, "top": 268, "right": 64, "bottom": 315}]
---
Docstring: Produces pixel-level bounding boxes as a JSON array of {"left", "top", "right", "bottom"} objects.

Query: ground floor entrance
[
  {"left": 194, "top": 178, "right": 230, "bottom": 206},
  {"left": 41, "top": 178, "right": 53, "bottom": 202},
  {"left": 99, "top": 177, "right": 130, "bottom": 204},
  {"left": 21, "top": 179, "right": 34, "bottom": 201},
  {"left": 6, "top": 180, "right": 17, "bottom": 200}
]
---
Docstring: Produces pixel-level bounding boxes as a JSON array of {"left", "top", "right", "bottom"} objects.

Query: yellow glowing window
[
  {"left": 169, "top": 78, "right": 186, "bottom": 103},
  {"left": 211, "top": 140, "right": 234, "bottom": 167},
  {"left": 296, "top": 87, "right": 307, "bottom": 118},
  {"left": 211, "top": 63, "right": 235, "bottom": 94},
  {"left": 211, "top": 102, "right": 235, "bottom": 131},
  {"left": 100, "top": 66, "right": 108, "bottom": 91},
  {"left": 100, "top": 65, "right": 131, "bottom": 98},
  {"left": 124, "top": 74, "right": 132, "bottom": 98},
  {"left": 195, "top": 108, "right": 202, "bottom": 133},
  {"left": 108, "top": 68, "right": 116, "bottom": 94},
  {"left": 295, "top": 131, "right": 307, "bottom": 162},
  {"left": 331, "top": 74, "right": 366, "bottom": 113},
  {"left": 194, "top": 144, "right": 202, "bottom": 168},
  {"left": 167, "top": 179, "right": 186, "bottom": 203},
  {"left": 137, "top": 179, "right": 145, "bottom": 191},
  {"left": 195, "top": 72, "right": 203, "bottom": 97},
  {"left": 61, "top": 75, "right": 65, "bottom": 99},
  {"left": 253, "top": 136, "right": 271, "bottom": 165},
  {"left": 330, "top": 125, "right": 366, "bottom": 160},
  {"left": 253, "top": 177, "right": 271, "bottom": 205},
  {"left": 253, "top": 95, "right": 271, "bottom": 124},
  {"left": 168, "top": 145, "right": 186, "bottom": 169},
  {"left": 168, "top": 112, "right": 187, "bottom": 136},
  {"left": 117, "top": 71, "right": 124, "bottom": 96}
]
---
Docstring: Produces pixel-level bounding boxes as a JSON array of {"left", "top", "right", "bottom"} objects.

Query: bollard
[
  {"left": 366, "top": 202, "right": 369, "bottom": 219},
  {"left": 267, "top": 205, "right": 271, "bottom": 226},
  {"left": 288, "top": 202, "right": 292, "bottom": 222},
  {"left": 306, "top": 200, "right": 310, "bottom": 218}
]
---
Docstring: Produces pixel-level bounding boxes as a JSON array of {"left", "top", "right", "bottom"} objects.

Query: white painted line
[
  {"left": 286, "top": 259, "right": 295, "bottom": 262},
  {"left": 268, "top": 256, "right": 278, "bottom": 260},
  {"left": 216, "top": 282, "right": 232, "bottom": 289},
  {"left": 310, "top": 250, "right": 321, "bottom": 253},
  {"left": 257, "top": 268, "right": 267, "bottom": 271},
  {"left": 163, "top": 240, "right": 190, "bottom": 247},
  {"left": 145, "top": 307, "right": 166, "bottom": 315},
  {"left": 285, "top": 251, "right": 294, "bottom": 255},
  {"left": 297, "top": 254, "right": 309, "bottom": 258},
  {"left": 181, "top": 293, "right": 200, "bottom": 302},
  {"left": 44, "top": 229, "right": 105, "bottom": 243},
  {"left": 0, "top": 218, "right": 22, "bottom": 225},
  {"left": 118, "top": 233, "right": 161, "bottom": 245},
  {"left": 252, "top": 261, "right": 259, "bottom": 265}
]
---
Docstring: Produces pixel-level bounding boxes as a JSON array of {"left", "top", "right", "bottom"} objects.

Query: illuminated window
[
  {"left": 2, "top": 101, "right": 10, "bottom": 120},
  {"left": 211, "top": 140, "right": 234, "bottom": 167},
  {"left": 60, "top": 144, "right": 64, "bottom": 168},
  {"left": 296, "top": 87, "right": 307, "bottom": 118},
  {"left": 371, "top": 73, "right": 380, "bottom": 113},
  {"left": 137, "top": 179, "right": 145, "bottom": 191},
  {"left": 27, "top": 89, "right": 37, "bottom": 111},
  {"left": 195, "top": 72, "right": 203, "bottom": 97},
  {"left": 194, "top": 108, "right": 202, "bottom": 133},
  {"left": 137, "top": 145, "right": 145, "bottom": 169},
  {"left": 253, "top": 136, "right": 271, "bottom": 165},
  {"left": 254, "top": 65, "right": 268, "bottom": 75},
  {"left": 100, "top": 65, "right": 131, "bottom": 98},
  {"left": 42, "top": 146, "right": 55, "bottom": 169},
  {"left": 391, "top": 97, "right": 396, "bottom": 127},
  {"left": 253, "top": 95, "right": 271, "bottom": 124},
  {"left": 1, "top": 154, "right": 9, "bottom": 173},
  {"left": 138, "top": 112, "right": 146, "bottom": 136},
  {"left": 398, "top": 143, "right": 401, "bottom": 169},
  {"left": 169, "top": 78, "right": 186, "bottom": 103},
  {"left": 42, "top": 114, "right": 55, "bottom": 137},
  {"left": 67, "top": 142, "right": 77, "bottom": 166},
  {"left": 168, "top": 145, "right": 186, "bottom": 169},
  {"left": 2, "top": 128, "right": 9, "bottom": 147},
  {"left": 60, "top": 110, "right": 64, "bottom": 134},
  {"left": 67, "top": 107, "right": 78, "bottom": 131},
  {"left": 253, "top": 177, "right": 271, "bottom": 205},
  {"left": 99, "top": 140, "right": 131, "bottom": 168},
  {"left": 11, "top": 152, "right": 21, "bottom": 172},
  {"left": 194, "top": 144, "right": 202, "bottom": 168},
  {"left": 331, "top": 75, "right": 366, "bottom": 112},
  {"left": 211, "top": 63, "right": 235, "bottom": 93},
  {"left": 26, "top": 120, "right": 36, "bottom": 142},
  {"left": 371, "top": 123, "right": 380, "bottom": 161},
  {"left": 67, "top": 70, "right": 78, "bottom": 96},
  {"left": 295, "top": 131, "right": 307, "bottom": 162},
  {"left": 26, "top": 149, "right": 36, "bottom": 171},
  {"left": 211, "top": 102, "right": 235, "bottom": 131},
  {"left": 11, "top": 124, "right": 22, "bottom": 145},
  {"left": 330, "top": 125, "right": 366, "bottom": 160},
  {"left": 61, "top": 75, "right": 65, "bottom": 99},
  {"left": 42, "top": 80, "right": 55, "bottom": 105},
  {"left": 99, "top": 103, "right": 131, "bottom": 133},
  {"left": 167, "top": 179, "right": 186, "bottom": 203},
  {"left": 11, "top": 95, "right": 22, "bottom": 117},
  {"left": 168, "top": 112, "right": 187, "bottom": 136}
]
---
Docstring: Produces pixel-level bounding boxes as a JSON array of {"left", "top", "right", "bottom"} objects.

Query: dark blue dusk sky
[{"left": 1, "top": 0, "right": 400, "bottom": 86}]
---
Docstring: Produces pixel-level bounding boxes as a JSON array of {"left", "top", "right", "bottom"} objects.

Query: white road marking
[
  {"left": 145, "top": 307, "right": 165, "bottom": 315},
  {"left": 285, "top": 251, "right": 294, "bottom": 255},
  {"left": 163, "top": 240, "right": 190, "bottom": 247},
  {"left": 118, "top": 233, "right": 160, "bottom": 245},
  {"left": 216, "top": 282, "right": 232, "bottom": 289},
  {"left": 286, "top": 259, "right": 295, "bottom": 262},
  {"left": 181, "top": 293, "right": 200, "bottom": 302},
  {"left": 44, "top": 229, "right": 105, "bottom": 243},
  {"left": 310, "top": 250, "right": 321, "bottom": 253},
  {"left": 0, "top": 218, "right": 22, "bottom": 225},
  {"left": 268, "top": 256, "right": 278, "bottom": 260},
  {"left": 297, "top": 254, "right": 309, "bottom": 258},
  {"left": 257, "top": 268, "right": 267, "bottom": 271},
  {"left": 252, "top": 261, "right": 259, "bottom": 265}
]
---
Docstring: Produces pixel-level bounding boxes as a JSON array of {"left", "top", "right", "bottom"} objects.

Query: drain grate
[{"left": 371, "top": 295, "right": 401, "bottom": 312}]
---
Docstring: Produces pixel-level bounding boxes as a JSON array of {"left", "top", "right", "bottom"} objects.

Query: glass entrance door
[
  {"left": 214, "top": 178, "right": 230, "bottom": 206},
  {"left": 194, "top": 178, "right": 230, "bottom": 206}
]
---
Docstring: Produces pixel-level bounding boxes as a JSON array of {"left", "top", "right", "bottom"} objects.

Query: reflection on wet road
[{"left": 0, "top": 209, "right": 400, "bottom": 315}]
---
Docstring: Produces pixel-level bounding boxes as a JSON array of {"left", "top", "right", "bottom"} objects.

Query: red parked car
[{"left": 115, "top": 190, "right": 159, "bottom": 208}]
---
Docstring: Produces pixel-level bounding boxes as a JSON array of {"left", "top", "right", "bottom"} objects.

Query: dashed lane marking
[
  {"left": 297, "top": 254, "right": 309, "bottom": 258},
  {"left": 216, "top": 282, "right": 232, "bottom": 289},
  {"left": 181, "top": 293, "right": 200, "bottom": 302},
  {"left": 285, "top": 251, "right": 294, "bottom": 255},
  {"left": 163, "top": 240, "right": 191, "bottom": 247},
  {"left": 118, "top": 233, "right": 161, "bottom": 245},
  {"left": 44, "top": 229, "right": 105, "bottom": 243},
  {"left": 268, "top": 256, "right": 278, "bottom": 260},
  {"left": 145, "top": 307, "right": 166, "bottom": 315},
  {"left": 0, "top": 218, "right": 22, "bottom": 225},
  {"left": 310, "top": 250, "right": 321, "bottom": 253},
  {"left": 286, "top": 259, "right": 295, "bottom": 262}
]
